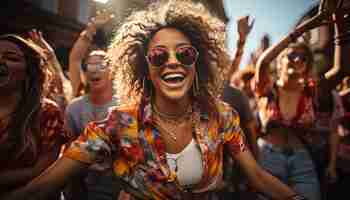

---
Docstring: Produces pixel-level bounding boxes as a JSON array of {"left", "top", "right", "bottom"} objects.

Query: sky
[{"left": 223, "top": 0, "right": 319, "bottom": 67}]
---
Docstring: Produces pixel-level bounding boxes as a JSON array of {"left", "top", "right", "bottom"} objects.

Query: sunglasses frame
[
  {"left": 286, "top": 52, "right": 307, "bottom": 63},
  {"left": 146, "top": 45, "right": 199, "bottom": 68},
  {"left": 85, "top": 63, "right": 109, "bottom": 73}
]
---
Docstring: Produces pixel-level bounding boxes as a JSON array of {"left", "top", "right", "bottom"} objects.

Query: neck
[
  {"left": 0, "top": 91, "right": 21, "bottom": 117},
  {"left": 89, "top": 83, "right": 113, "bottom": 106},
  {"left": 153, "top": 95, "right": 192, "bottom": 117},
  {"left": 278, "top": 85, "right": 303, "bottom": 97}
]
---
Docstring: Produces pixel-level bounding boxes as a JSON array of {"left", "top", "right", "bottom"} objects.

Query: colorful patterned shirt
[
  {"left": 0, "top": 98, "right": 71, "bottom": 195},
  {"left": 64, "top": 99, "right": 246, "bottom": 199},
  {"left": 256, "top": 84, "right": 344, "bottom": 145}
]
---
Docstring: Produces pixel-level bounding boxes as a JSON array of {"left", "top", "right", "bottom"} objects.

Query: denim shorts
[{"left": 257, "top": 138, "right": 321, "bottom": 200}]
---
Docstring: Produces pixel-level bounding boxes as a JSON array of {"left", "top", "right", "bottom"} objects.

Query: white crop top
[{"left": 166, "top": 139, "right": 203, "bottom": 187}]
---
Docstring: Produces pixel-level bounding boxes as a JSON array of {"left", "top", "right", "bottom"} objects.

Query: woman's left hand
[{"left": 28, "top": 29, "right": 55, "bottom": 61}]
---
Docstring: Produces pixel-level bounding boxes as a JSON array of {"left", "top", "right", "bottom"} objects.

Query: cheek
[
  {"left": 8, "top": 63, "right": 27, "bottom": 81},
  {"left": 148, "top": 69, "right": 161, "bottom": 86}
]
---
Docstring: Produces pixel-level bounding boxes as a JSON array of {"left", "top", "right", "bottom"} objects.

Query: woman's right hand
[
  {"left": 237, "top": 15, "right": 254, "bottom": 42},
  {"left": 89, "top": 9, "right": 115, "bottom": 29}
]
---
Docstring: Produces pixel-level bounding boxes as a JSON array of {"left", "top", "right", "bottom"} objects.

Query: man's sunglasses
[
  {"left": 146, "top": 46, "right": 198, "bottom": 67},
  {"left": 84, "top": 63, "right": 109, "bottom": 72},
  {"left": 287, "top": 52, "right": 307, "bottom": 62}
]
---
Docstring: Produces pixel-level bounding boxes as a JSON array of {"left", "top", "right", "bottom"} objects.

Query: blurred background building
[
  {"left": 5, "top": 0, "right": 334, "bottom": 73},
  {"left": 0, "top": 0, "right": 226, "bottom": 71}
]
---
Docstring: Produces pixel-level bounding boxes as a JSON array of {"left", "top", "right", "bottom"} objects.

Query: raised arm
[
  {"left": 69, "top": 10, "right": 114, "bottom": 97},
  {"left": 226, "top": 15, "right": 254, "bottom": 80},
  {"left": 29, "top": 30, "right": 73, "bottom": 101},
  {"left": 28, "top": 30, "right": 65, "bottom": 79},
  {"left": 256, "top": 0, "right": 349, "bottom": 94},
  {"left": 69, "top": 22, "right": 96, "bottom": 97}
]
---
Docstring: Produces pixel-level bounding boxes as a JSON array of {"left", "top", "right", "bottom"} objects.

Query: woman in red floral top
[
  {"left": 253, "top": 1, "right": 349, "bottom": 199},
  {"left": 2, "top": 1, "right": 305, "bottom": 200},
  {"left": 0, "top": 34, "right": 71, "bottom": 199}
]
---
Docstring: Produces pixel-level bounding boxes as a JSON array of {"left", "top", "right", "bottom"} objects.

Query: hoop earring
[
  {"left": 143, "top": 77, "right": 153, "bottom": 98},
  {"left": 193, "top": 72, "right": 200, "bottom": 96}
]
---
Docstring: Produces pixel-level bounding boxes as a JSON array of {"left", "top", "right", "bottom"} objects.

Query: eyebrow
[
  {"left": 153, "top": 42, "right": 191, "bottom": 49},
  {"left": 3, "top": 51, "right": 23, "bottom": 57}
]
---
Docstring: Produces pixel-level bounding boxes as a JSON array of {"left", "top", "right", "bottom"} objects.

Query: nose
[{"left": 166, "top": 50, "right": 179, "bottom": 65}]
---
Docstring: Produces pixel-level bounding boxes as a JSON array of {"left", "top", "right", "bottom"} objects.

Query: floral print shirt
[
  {"left": 0, "top": 98, "right": 72, "bottom": 196},
  {"left": 64, "top": 99, "right": 246, "bottom": 200},
  {"left": 0, "top": 98, "right": 71, "bottom": 174}
]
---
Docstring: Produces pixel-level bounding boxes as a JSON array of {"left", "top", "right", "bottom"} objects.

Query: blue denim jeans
[{"left": 257, "top": 138, "right": 321, "bottom": 200}]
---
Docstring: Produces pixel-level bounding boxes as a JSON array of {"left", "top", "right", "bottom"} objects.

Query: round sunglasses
[
  {"left": 85, "top": 63, "right": 109, "bottom": 73},
  {"left": 146, "top": 46, "right": 198, "bottom": 67},
  {"left": 286, "top": 52, "right": 307, "bottom": 62}
]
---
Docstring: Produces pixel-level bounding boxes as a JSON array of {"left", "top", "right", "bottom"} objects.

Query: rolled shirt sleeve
[
  {"left": 220, "top": 103, "right": 246, "bottom": 156},
  {"left": 63, "top": 121, "right": 113, "bottom": 164}
]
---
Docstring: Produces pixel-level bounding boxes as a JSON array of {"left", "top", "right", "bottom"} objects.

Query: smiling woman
[
  {"left": 1, "top": 1, "right": 306, "bottom": 200},
  {"left": 0, "top": 34, "right": 71, "bottom": 200}
]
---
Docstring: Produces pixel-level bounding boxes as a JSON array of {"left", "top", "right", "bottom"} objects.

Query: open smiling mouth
[
  {"left": 90, "top": 77, "right": 102, "bottom": 83},
  {"left": 161, "top": 72, "right": 186, "bottom": 84}
]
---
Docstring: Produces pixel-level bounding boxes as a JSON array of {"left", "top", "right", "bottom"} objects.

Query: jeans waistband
[{"left": 258, "top": 138, "right": 307, "bottom": 155}]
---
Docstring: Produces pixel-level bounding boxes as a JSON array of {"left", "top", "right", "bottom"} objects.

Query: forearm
[
  {"left": 328, "top": 128, "right": 340, "bottom": 168},
  {"left": 235, "top": 150, "right": 297, "bottom": 199},
  {"left": 0, "top": 145, "right": 60, "bottom": 187},
  {"left": 70, "top": 24, "right": 96, "bottom": 61},
  {"left": 245, "top": 120, "right": 260, "bottom": 160},
  {"left": 227, "top": 39, "right": 246, "bottom": 80},
  {"left": 48, "top": 55, "right": 65, "bottom": 80},
  {"left": 0, "top": 168, "right": 39, "bottom": 187},
  {"left": 69, "top": 24, "right": 96, "bottom": 96},
  {"left": 249, "top": 167, "right": 296, "bottom": 199},
  {"left": 2, "top": 158, "right": 88, "bottom": 200}
]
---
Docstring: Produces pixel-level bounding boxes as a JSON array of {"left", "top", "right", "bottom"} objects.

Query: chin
[{"left": 159, "top": 89, "right": 190, "bottom": 102}]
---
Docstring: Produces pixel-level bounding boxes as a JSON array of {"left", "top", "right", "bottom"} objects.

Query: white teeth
[{"left": 163, "top": 73, "right": 184, "bottom": 80}]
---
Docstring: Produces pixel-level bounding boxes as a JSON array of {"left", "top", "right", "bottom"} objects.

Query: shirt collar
[{"left": 140, "top": 97, "right": 209, "bottom": 125}]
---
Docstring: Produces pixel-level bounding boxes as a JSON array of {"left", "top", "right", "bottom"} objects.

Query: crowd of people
[{"left": 0, "top": 0, "right": 349, "bottom": 200}]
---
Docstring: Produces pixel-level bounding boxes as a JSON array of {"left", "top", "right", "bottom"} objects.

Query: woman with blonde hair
[
  {"left": 2, "top": 1, "right": 305, "bottom": 200},
  {"left": 253, "top": 0, "right": 349, "bottom": 199}
]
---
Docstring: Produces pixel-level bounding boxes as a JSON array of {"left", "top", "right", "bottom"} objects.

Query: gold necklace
[{"left": 152, "top": 104, "right": 193, "bottom": 141}]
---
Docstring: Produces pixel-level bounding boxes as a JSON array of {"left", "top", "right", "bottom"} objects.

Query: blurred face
[
  {"left": 146, "top": 28, "right": 197, "bottom": 102},
  {"left": 278, "top": 47, "right": 308, "bottom": 87},
  {"left": 84, "top": 55, "right": 111, "bottom": 92},
  {"left": 242, "top": 78, "right": 253, "bottom": 97},
  {"left": 0, "top": 40, "right": 27, "bottom": 92}
]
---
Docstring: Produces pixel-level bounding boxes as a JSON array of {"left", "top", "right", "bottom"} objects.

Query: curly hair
[
  {"left": 107, "top": 0, "right": 230, "bottom": 116},
  {"left": 0, "top": 35, "right": 47, "bottom": 164}
]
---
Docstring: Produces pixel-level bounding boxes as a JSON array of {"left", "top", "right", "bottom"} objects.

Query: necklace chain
[{"left": 152, "top": 103, "right": 193, "bottom": 141}]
